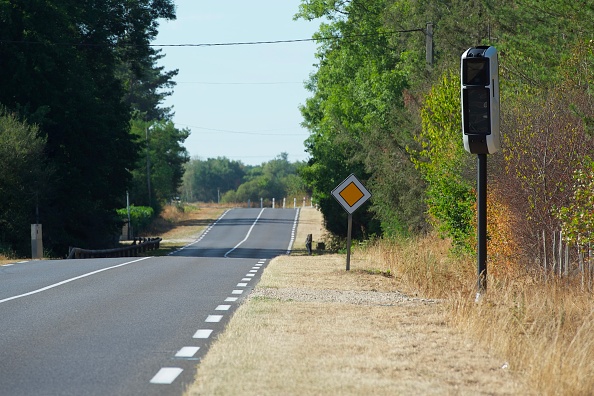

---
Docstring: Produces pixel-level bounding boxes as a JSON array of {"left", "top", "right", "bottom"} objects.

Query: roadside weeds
[{"left": 184, "top": 208, "right": 530, "bottom": 395}]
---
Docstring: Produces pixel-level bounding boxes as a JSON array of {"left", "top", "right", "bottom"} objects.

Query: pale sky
[{"left": 154, "top": 1, "right": 321, "bottom": 166}]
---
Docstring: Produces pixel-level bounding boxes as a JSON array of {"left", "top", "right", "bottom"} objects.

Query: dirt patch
[{"left": 185, "top": 209, "right": 530, "bottom": 395}]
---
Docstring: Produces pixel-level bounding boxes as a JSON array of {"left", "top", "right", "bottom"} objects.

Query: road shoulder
[{"left": 184, "top": 209, "right": 529, "bottom": 395}]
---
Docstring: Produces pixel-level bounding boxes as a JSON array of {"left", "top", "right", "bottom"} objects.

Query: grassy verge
[
  {"left": 355, "top": 237, "right": 594, "bottom": 394},
  {"left": 184, "top": 208, "right": 529, "bottom": 395}
]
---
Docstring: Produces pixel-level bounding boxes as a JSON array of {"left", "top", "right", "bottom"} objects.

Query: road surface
[{"left": 0, "top": 208, "right": 299, "bottom": 396}]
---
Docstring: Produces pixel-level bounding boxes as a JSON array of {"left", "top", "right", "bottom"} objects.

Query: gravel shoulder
[{"left": 185, "top": 208, "right": 530, "bottom": 395}]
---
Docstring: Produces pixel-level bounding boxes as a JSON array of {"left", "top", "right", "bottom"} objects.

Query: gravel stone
[{"left": 251, "top": 287, "right": 439, "bottom": 306}]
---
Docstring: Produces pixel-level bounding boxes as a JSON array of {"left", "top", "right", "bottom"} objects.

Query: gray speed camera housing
[{"left": 461, "top": 46, "right": 500, "bottom": 154}]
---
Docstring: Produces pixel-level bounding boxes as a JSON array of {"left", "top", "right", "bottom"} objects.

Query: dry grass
[
  {"left": 356, "top": 236, "right": 594, "bottom": 395},
  {"left": 0, "top": 257, "right": 16, "bottom": 265},
  {"left": 187, "top": 291, "right": 526, "bottom": 395},
  {"left": 450, "top": 277, "right": 594, "bottom": 395},
  {"left": 185, "top": 208, "right": 529, "bottom": 395},
  {"left": 291, "top": 206, "right": 330, "bottom": 254}
]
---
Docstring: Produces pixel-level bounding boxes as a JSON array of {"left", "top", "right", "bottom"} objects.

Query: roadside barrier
[{"left": 67, "top": 237, "right": 162, "bottom": 259}]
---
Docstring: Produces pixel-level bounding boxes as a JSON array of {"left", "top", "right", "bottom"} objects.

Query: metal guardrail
[{"left": 67, "top": 237, "right": 162, "bottom": 259}]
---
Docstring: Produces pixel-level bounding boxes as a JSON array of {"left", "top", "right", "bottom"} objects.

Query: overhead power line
[
  {"left": 177, "top": 123, "right": 307, "bottom": 136},
  {"left": 0, "top": 29, "right": 425, "bottom": 49},
  {"left": 150, "top": 29, "right": 425, "bottom": 48},
  {"left": 176, "top": 81, "right": 302, "bottom": 85}
]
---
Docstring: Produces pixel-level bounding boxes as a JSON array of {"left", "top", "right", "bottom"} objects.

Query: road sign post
[
  {"left": 331, "top": 174, "right": 371, "bottom": 271},
  {"left": 461, "top": 46, "right": 500, "bottom": 299}
]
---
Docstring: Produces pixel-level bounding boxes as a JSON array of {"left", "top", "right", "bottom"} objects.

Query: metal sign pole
[
  {"left": 477, "top": 154, "right": 488, "bottom": 297},
  {"left": 346, "top": 213, "right": 353, "bottom": 271},
  {"left": 331, "top": 174, "right": 372, "bottom": 272}
]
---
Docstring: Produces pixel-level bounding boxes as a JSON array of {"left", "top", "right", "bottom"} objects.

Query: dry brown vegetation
[
  {"left": 357, "top": 237, "right": 594, "bottom": 395},
  {"left": 185, "top": 208, "right": 534, "bottom": 395}
]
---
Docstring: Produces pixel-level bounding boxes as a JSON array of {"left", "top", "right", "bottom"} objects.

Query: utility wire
[
  {"left": 176, "top": 81, "right": 302, "bottom": 85},
  {"left": 151, "top": 29, "right": 425, "bottom": 47},
  {"left": 177, "top": 123, "right": 307, "bottom": 136},
  {"left": 0, "top": 29, "right": 425, "bottom": 49}
]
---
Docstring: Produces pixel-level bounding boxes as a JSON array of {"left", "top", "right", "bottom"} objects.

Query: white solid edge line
[
  {"left": 150, "top": 367, "right": 183, "bottom": 384},
  {"left": 0, "top": 257, "right": 152, "bottom": 305},
  {"left": 224, "top": 208, "right": 265, "bottom": 257}
]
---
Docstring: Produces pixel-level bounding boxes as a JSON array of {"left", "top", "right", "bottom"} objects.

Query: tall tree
[
  {"left": 0, "top": 0, "right": 176, "bottom": 253},
  {"left": 129, "top": 119, "right": 190, "bottom": 208},
  {"left": 182, "top": 157, "right": 246, "bottom": 203},
  {"left": 0, "top": 110, "right": 51, "bottom": 255}
]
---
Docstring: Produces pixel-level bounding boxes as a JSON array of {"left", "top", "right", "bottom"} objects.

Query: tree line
[
  {"left": 0, "top": 1, "right": 188, "bottom": 257},
  {"left": 182, "top": 153, "right": 308, "bottom": 205},
  {"left": 297, "top": 0, "right": 594, "bottom": 269}
]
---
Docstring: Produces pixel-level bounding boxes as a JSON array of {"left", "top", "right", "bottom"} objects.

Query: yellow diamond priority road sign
[{"left": 332, "top": 174, "right": 371, "bottom": 214}]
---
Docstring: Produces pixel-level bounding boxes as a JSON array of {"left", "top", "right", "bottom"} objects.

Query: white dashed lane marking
[
  {"left": 205, "top": 315, "right": 223, "bottom": 323},
  {"left": 193, "top": 329, "right": 213, "bottom": 339},
  {"left": 175, "top": 347, "right": 200, "bottom": 358},
  {"left": 287, "top": 209, "right": 299, "bottom": 254},
  {"left": 168, "top": 209, "right": 230, "bottom": 255},
  {"left": 152, "top": 259, "right": 267, "bottom": 387},
  {"left": 150, "top": 367, "right": 183, "bottom": 384}
]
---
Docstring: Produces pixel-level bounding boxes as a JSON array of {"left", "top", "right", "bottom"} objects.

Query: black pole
[
  {"left": 477, "top": 154, "right": 488, "bottom": 295},
  {"left": 346, "top": 213, "right": 352, "bottom": 271}
]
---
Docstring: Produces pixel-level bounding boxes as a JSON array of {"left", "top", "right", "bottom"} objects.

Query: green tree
[
  {"left": 221, "top": 154, "right": 306, "bottom": 205},
  {"left": 414, "top": 70, "right": 475, "bottom": 251},
  {"left": 129, "top": 119, "right": 190, "bottom": 208},
  {"left": 0, "top": 0, "right": 176, "bottom": 253},
  {"left": 182, "top": 157, "right": 245, "bottom": 203},
  {"left": 0, "top": 110, "right": 51, "bottom": 255},
  {"left": 297, "top": 0, "right": 412, "bottom": 238}
]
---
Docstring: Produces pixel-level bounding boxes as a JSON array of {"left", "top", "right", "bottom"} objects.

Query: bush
[{"left": 116, "top": 205, "right": 154, "bottom": 236}]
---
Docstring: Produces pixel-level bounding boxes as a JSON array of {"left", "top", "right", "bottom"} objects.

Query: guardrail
[{"left": 67, "top": 237, "right": 162, "bottom": 259}]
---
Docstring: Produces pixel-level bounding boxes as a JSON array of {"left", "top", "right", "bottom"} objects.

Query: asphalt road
[{"left": 0, "top": 208, "right": 299, "bottom": 396}]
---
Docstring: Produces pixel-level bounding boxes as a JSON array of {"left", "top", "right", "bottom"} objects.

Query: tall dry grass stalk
[
  {"left": 355, "top": 234, "right": 594, "bottom": 395},
  {"left": 353, "top": 234, "right": 476, "bottom": 299}
]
